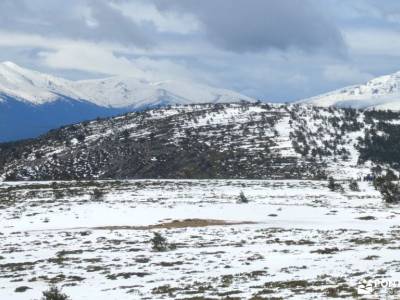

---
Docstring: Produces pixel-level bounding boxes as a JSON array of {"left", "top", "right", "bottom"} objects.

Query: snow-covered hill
[
  {"left": 2, "top": 102, "right": 399, "bottom": 181},
  {"left": 299, "top": 70, "right": 400, "bottom": 110},
  {"left": 0, "top": 61, "right": 253, "bottom": 108}
]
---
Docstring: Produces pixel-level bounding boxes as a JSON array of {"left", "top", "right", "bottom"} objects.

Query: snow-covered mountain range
[
  {"left": 299, "top": 70, "right": 400, "bottom": 110},
  {"left": 0, "top": 61, "right": 253, "bottom": 141},
  {"left": 0, "top": 61, "right": 253, "bottom": 108}
]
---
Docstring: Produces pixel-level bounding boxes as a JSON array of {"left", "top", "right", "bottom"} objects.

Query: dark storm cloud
[
  {"left": 0, "top": 0, "right": 346, "bottom": 54},
  {"left": 153, "top": 0, "right": 346, "bottom": 54},
  {"left": 0, "top": 0, "right": 154, "bottom": 47}
]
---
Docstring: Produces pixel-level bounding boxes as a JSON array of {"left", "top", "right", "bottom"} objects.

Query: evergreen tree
[
  {"left": 41, "top": 286, "right": 70, "bottom": 300},
  {"left": 151, "top": 232, "right": 169, "bottom": 252}
]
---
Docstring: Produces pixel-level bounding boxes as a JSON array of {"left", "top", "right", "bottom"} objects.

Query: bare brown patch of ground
[
  {"left": 24, "top": 219, "right": 257, "bottom": 233},
  {"left": 95, "top": 219, "right": 256, "bottom": 230}
]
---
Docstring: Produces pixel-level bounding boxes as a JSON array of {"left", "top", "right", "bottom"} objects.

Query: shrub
[
  {"left": 238, "top": 191, "right": 249, "bottom": 203},
  {"left": 76, "top": 134, "right": 85, "bottom": 142},
  {"left": 385, "top": 169, "right": 398, "bottom": 181},
  {"left": 328, "top": 177, "right": 344, "bottom": 192},
  {"left": 349, "top": 180, "right": 360, "bottom": 192},
  {"left": 150, "top": 232, "right": 170, "bottom": 252},
  {"left": 328, "top": 177, "right": 335, "bottom": 191},
  {"left": 90, "top": 189, "right": 104, "bottom": 201},
  {"left": 375, "top": 177, "right": 400, "bottom": 203},
  {"left": 53, "top": 189, "right": 64, "bottom": 200},
  {"left": 40, "top": 286, "right": 70, "bottom": 300}
]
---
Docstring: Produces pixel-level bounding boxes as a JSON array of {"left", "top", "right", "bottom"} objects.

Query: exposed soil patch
[{"left": 95, "top": 219, "right": 256, "bottom": 230}]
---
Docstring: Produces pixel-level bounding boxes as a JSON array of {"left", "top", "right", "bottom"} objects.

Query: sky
[{"left": 1, "top": 0, "right": 400, "bottom": 101}]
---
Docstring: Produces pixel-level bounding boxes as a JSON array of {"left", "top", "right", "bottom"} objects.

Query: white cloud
[
  {"left": 38, "top": 42, "right": 200, "bottom": 82},
  {"left": 0, "top": 30, "right": 197, "bottom": 82},
  {"left": 39, "top": 46, "right": 150, "bottom": 79},
  {"left": 344, "top": 28, "right": 400, "bottom": 57}
]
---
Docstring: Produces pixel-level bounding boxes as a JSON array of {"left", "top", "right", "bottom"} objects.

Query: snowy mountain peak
[
  {"left": 70, "top": 76, "right": 255, "bottom": 108},
  {"left": 299, "top": 70, "right": 400, "bottom": 110},
  {"left": 0, "top": 61, "right": 83, "bottom": 104},
  {"left": 0, "top": 61, "right": 254, "bottom": 108}
]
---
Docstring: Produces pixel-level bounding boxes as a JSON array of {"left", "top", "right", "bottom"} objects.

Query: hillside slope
[{"left": 1, "top": 102, "right": 398, "bottom": 181}]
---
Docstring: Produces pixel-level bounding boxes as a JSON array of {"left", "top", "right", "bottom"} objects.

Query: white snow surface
[
  {"left": 0, "top": 61, "right": 254, "bottom": 108},
  {"left": 0, "top": 179, "right": 399, "bottom": 299},
  {"left": 299, "top": 70, "right": 400, "bottom": 110}
]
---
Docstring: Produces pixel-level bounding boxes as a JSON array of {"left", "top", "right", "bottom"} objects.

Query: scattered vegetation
[
  {"left": 357, "top": 216, "right": 376, "bottom": 221},
  {"left": 328, "top": 177, "right": 343, "bottom": 192},
  {"left": 374, "top": 176, "right": 400, "bottom": 203},
  {"left": 1, "top": 179, "right": 397, "bottom": 299},
  {"left": 238, "top": 191, "right": 249, "bottom": 203},
  {"left": 359, "top": 118, "right": 400, "bottom": 167},
  {"left": 349, "top": 180, "right": 360, "bottom": 192},
  {"left": 14, "top": 286, "right": 31, "bottom": 293},
  {"left": 311, "top": 247, "right": 339, "bottom": 255},
  {"left": 0, "top": 103, "right": 382, "bottom": 181},
  {"left": 90, "top": 189, "right": 104, "bottom": 201},
  {"left": 40, "top": 286, "right": 70, "bottom": 300}
]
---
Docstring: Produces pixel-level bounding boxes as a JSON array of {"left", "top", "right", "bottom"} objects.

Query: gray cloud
[
  {"left": 0, "top": 0, "right": 346, "bottom": 54},
  {"left": 154, "top": 0, "right": 346, "bottom": 54},
  {"left": 1, "top": 0, "right": 397, "bottom": 101},
  {"left": 0, "top": 0, "right": 154, "bottom": 47}
]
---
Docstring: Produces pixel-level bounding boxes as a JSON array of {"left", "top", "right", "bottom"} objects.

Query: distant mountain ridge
[
  {"left": 299, "top": 70, "right": 400, "bottom": 110},
  {"left": 0, "top": 61, "right": 253, "bottom": 141}
]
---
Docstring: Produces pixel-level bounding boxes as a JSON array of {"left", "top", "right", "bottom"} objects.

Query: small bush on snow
[
  {"left": 150, "top": 232, "right": 175, "bottom": 252},
  {"left": 40, "top": 286, "right": 70, "bottom": 300},
  {"left": 349, "top": 180, "right": 360, "bottom": 192}
]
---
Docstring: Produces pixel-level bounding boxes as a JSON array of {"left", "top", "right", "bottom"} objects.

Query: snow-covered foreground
[{"left": 1, "top": 180, "right": 400, "bottom": 299}]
